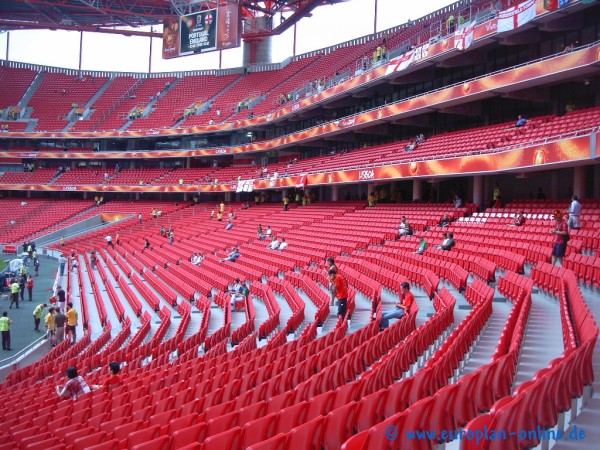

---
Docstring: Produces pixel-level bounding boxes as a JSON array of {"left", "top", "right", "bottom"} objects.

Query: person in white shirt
[
  {"left": 229, "top": 278, "right": 245, "bottom": 306},
  {"left": 265, "top": 226, "right": 272, "bottom": 237},
  {"left": 398, "top": 217, "right": 412, "bottom": 237},
  {"left": 191, "top": 253, "right": 204, "bottom": 265},
  {"left": 70, "top": 256, "right": 79, "bottom": 272},
  {"left": 278, "top": 238, "right": 288, "bottom": 251},
  {"left": 268, "top": 236, "right": 280, "bottom": 250},
  {"left": 567, "top": 195, "right": 582, "bottom": 230}
]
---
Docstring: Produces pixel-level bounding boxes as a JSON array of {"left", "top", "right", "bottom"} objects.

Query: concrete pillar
[
  {"left": 472, "top": 175, "right": 484, "bottom": 210},
  {"left": 413, "top": 179, "right": 423, "bottom": 202},
  {"left": 550, "top": 171, "right": 560, "bottom": 200},
  {"left": 331, "top": 186, "right": 339, "bottom": 202},
  {"left": 573, "top": 166, "right": 586, "bottom": 199},
  {"left": 225, "top": 192, "right": 232, "bottom": 202},
  {"left": 367, "top": 183, "right": 377, "bottom": 197}
]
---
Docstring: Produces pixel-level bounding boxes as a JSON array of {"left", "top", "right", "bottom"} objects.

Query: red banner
[{"left": 217, "top": 2, "right": 241, "bottom": 50}]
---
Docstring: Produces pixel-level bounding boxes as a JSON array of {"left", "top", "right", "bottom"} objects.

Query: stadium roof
[{"left": 0, "top": 0, "right": 348, "bottom": 39}]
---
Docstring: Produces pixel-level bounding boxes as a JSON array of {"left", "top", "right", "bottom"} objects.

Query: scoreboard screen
[
  {"left": 162, "top": 3, "right": 241, "bottom": 59},
  {"left": 180, "top": 9, "right": 217, "bottom": 54}
]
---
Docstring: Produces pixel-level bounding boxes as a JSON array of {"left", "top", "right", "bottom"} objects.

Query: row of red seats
[
  {"left": 231, "top": 294, "right": 257, "bottom": 346},
  {"left": 285, "top": 271, "right": 330, "bottom": 326},
  {"left": 563, "top": 253, "right": 600, "bottom": 287},
  {"left": 462, "top": 266, "right": 597, "bottom": 450},
  {"left": 268, "top": 277, "right": 306, "bottom": 334}
]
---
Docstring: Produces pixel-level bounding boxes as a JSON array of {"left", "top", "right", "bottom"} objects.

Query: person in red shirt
[
  {"left": 26, "top": 275, "right": 34, "bottom": 301},
  {"left": 329, "top": 269, "right": 349, "bottom": 320},
  {"left": 551, "top": 211, "right": 568, "bottom": 265},
  {"left": 104, "top": 361, "right": 122, "bottom": 392},
  {"left": 380, "top": 282, "right": 414, "bottom": 331}
]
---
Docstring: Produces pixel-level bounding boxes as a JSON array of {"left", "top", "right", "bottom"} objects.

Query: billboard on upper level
[{"left": 162, "top": 3, "right": 241, "bottom": 59}]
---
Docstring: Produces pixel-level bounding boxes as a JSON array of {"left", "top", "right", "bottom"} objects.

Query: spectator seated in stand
[
  {"left": 191, "top": 253, "right": 204, "bottom": 265},
  {"left": 512, "top": 211, "right": 527, "bottom": 227},
  {"left": 268, "top": 236, "right": 280, "bottom": 250},
  {"left": 220, "top": 247, "right": 241, "bottom": 263},
  {"left": 414, "top": 237, "right": 428, "bottom": 255},
  {"left": 56, "top": 367, "right": 91, "bottom": 400},
  {"left": 225, "top": 219, "right": 234, "bottom": 230},
  {"left": 398, "top": 217, "right": 413, "bottom": 237},
  {"left": 436, "top": 232, "right": 456, "bottom": 250},
  {"left": 438, "top": 213, "right": 451, "bottom": 228},
  {"left": 515, "top": 115, "right": 528, "bottom": 127},
  {"left": 454, "top": 194, "right": 464, "bottom": 208},
  {"left": 278, "top": 238, "right": 288, "bottom": 251},
  {"left": 229, "top": 278, "right": 246, "bottom": 308}
]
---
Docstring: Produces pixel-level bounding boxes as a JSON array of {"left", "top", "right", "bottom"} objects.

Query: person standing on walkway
[
  {"left": 18, "top": 274, "right": 26, "bottom": 302},
  {"left": 551, "top": 210, "right": 569, "bottom": 266},
  {"left": 33, "top": 303, "right": 47, "bottom": 331},
  {"left": 58, "top": 253, "right": 67, "bottom": 276},
  {"left": 9, "top": 279, "right": 20, "bottom": 309},
  {"left": 34, "top": 255, "right": 40, "bottom": 276},
  {"left": 26, "top": 275, "right": 34, "bottom": 301},
  {"left": 45, "top": 307, "right": 57, "bottom": 346},
  {"left": 54, "top": 309, "right": 67, "bottom": 344},
  {"left": 56, "top": 285, "right": 66, "bottom": 313},
  {"left": 567, "top": 195, "right": 582, "bottom": 230},
  {"left": 0, "top": 312, "right": 12, "bottom": 351},
  {"left": 66, "top": 302, "right": 78, "bottom": 345},
  {"left": 329, "top": 269, "right": 349, "bottom": 320}
]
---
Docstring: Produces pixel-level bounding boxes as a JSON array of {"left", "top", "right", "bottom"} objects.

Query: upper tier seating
[
  {"left": 0, "top": 1, "right": 532, "bottom": 135},
  {"left": 28, "top": 74, "right": 109, "bottom": 132},
  {"left": 152, "top": 168, "right": 216, "bottom": 186},
  {"left": 53, "top": 168, "right": 110, "bottom": 186},
  {"left": 0, "top": 66, "right": 37, "bottom": 109},
  {"left": 180, "top": 58, "right": 319, "bottom": 127},
  {"left": 71, "top": 76, "right": 139, "bottom": 132},
  {"left": 132, "top": 74, "right": 242, "bottom": 130},
  {"left": 106, "top": 168, "right": 171, "bottom": 186},
  {"left": 0, "top": 121, "right": 28, "bottom": 132},
  {"left": 94, "top": 77, "right": 176, "bottom": 132},
  {"left": 0, "top": 168, "right": 58, "bottom": 185}
]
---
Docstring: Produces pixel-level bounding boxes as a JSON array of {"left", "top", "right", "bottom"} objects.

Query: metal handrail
[{"left": 0, "top": 334, "right": 47, "bottom": 372}]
